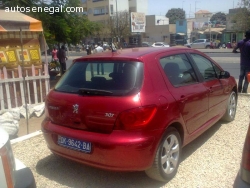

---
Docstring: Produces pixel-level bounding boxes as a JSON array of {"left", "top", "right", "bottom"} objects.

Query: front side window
[
  {"left": 190, "top": 53, "right": 218, "bottom": 81},
  {"left": 160, "top": 54, "right": 198, "bottom": 87},
  {"left": 55, "top": 61, "right": 144, "bottom": 96}
]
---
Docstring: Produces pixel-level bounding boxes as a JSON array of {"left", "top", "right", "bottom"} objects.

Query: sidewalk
[{"left": 198, "top": 48, "right": 234, "bottom": 53}]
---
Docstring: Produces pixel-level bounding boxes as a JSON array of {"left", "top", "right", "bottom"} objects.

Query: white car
[
  {"left": 151, "top": 42, "right": 170, "bottom": 47},
  {"left": 0, "top": 127, "right": 36, "bottom": 188}
]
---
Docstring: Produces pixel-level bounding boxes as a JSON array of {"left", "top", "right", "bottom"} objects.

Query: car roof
[{"left": 74, "top": 47, "right": 194, "bottom": 62}]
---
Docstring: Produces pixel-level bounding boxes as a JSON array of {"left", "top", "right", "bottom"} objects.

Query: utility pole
[
  {"left": 116, "top": 0, "right": 119, "bottom": 44},
  {"left": 195, "top": 1, "right": 200, "bottom": 14}
]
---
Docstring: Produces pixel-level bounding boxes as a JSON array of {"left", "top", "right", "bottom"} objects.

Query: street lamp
[
  {"left": 182, "top": 1, "right": 185, "bottom": 10},
  {"left": 208, "top": 16, "right": 211, "bottom": 42}
]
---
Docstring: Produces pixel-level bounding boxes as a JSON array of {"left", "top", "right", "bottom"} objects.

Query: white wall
[
  {"left": 136, "top": 0, "right": 148, "bottom": 15},
  {"left": 129, "top": 0, "right": 148, "bottom": 15},
  {"left": 112, "top": 0, "right": 129, "bottom": 12},
  {"left": 155, "top": 16, "right": 169, "bottom": 25}
]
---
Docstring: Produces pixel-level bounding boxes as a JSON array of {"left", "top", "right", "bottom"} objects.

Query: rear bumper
[{"left": 42, "top": 120, "right": 161, "bottom": 171}]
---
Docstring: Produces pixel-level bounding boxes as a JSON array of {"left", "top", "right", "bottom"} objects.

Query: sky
[{"left": 148, "top": 0, "right": 241, "bottom": 17}]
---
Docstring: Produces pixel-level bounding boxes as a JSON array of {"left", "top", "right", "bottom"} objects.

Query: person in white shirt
[
  {"left": 94, "top": 43, "right": 104, "bottom": 53},
  {"left": 94, "top": 43, "right": 104, "bottom": 74}
]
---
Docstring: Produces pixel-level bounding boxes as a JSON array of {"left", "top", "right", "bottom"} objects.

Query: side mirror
[{"left": 219, "top": 71, "right": 230, "bottom": 79}]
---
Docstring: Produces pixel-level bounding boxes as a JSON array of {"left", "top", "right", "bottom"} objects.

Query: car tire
[
  {"left": 145, "top": 127, "right": 181, "bottom": 182},
  {"left": 221, "top": 91, "right": 237, "bottom": 122},
  {"left": 205, "top": 45, "right": 210, "bottom": 49}
]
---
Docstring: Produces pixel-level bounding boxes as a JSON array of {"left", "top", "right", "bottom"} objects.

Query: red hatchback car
[{"left": 42, "top": 47, "right": 237, "bottom": 181}]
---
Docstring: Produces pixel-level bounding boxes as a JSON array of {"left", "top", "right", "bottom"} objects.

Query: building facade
[
  {"left": 80, "top": 0, "right": 148, "bottom": 45},
  {"left": 143, "top": 15, "right": 175, "bottom": 45},
  {"left": 224, "top": 8, "right": 245, "bottom": 44}
]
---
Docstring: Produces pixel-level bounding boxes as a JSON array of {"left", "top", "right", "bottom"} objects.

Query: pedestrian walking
[
  {"left": 93, "top": 43, "right": 104, "bottom": 53},
  {"left": 51, "top": 47, "right": 58, "bottom": 61},
  {"left": 86, "top": 42, "right": 92, "bottom": 55},
  {"left": 57, "top": 45, "right": 68, "bottom": 75},
  {"left": 233, "top": 30, "right": 250, "bottom": 93},
  {"left": 93, "top": 43, "right": 104, "bottom": 75}
]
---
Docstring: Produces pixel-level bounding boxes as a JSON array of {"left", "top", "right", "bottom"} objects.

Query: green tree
[
  {"left": 166, "top": 8, "right": 185, "bottom": 24},
  {"left": 106, "top": 11, "right": 130, "bottom": 42},
  {"left": 231, "top": 1, "right": 250, "bottom": 31},
  {"left": 240, "top": 0, "right": 250, "bottom": 9},
  {"left": 210, "top": 12, "right": 226, "bottom": 25}
]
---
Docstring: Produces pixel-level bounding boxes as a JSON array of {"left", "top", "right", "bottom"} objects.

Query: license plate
[{"left": 57, "top": 135, "right": 91, "bottom": 153}]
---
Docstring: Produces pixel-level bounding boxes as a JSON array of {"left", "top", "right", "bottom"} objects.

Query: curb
[{"left": 11, "top": 130, "right": 42, "bottom": 145}]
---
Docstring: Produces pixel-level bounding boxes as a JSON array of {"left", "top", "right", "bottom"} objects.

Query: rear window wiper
[{"left": 78, "top": 88, "right": 113, "bottom": 96}]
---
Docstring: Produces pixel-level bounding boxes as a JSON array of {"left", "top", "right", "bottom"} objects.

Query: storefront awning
[
  {"left": 204, "top": 28, "right": 225, "bottom": 34},
  {"left": 0, "top": 10, "right": 43, "bottom": 32},
  {"left": 176, "top": 33, "right": 186, "bottom": 36}
]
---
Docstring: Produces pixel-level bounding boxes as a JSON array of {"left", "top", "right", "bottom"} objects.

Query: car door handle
[
  {"left": 208, "top": 87, "right": 214, "bottom": 93},
  {"left": 180, "top": 95, "right": 187, "bottom": 103}
]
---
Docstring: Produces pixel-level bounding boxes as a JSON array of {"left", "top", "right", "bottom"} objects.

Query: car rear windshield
[{"left": 54, "top": 60, "right": 144, "bottom": 96}]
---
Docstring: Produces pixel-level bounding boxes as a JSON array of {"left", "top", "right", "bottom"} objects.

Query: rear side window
[
  {"left": 160, "top": 54, "right": 198, "bottom": 87},
  {"left": 55, "top": 60, "right": 144, "bottom": 96}
]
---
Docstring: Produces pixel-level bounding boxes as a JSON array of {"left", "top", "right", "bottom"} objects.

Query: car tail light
[
  {"left": 0, "top": 134, "right": 16, "bottom": 188},
  {"left": 242, "top": 125, "right": 250, "bottom": 171},
  {"left": 114, "top": 105, "right": 157, "bottom": 130}
]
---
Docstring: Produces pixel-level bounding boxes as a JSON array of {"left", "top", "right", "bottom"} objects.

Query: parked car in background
[
  {"left": 0, "top": 127, "right": 36, "bottom": 188},
  {"left": 184, "top": 39, "right": 211, "bottom": 49},
  {"left": 141, "top": 42, "right": 151, "bottom": 47},
  {"left": 234, "top": 116, "right": 250, "bottom": 188},
  {"left": 42, "top": 47, "right": 237, "bottom": 182},
  {"left": 152, "top": 42, "right": 170, "bottom": 47}
]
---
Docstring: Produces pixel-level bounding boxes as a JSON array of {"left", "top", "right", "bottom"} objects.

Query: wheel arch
[
  {"left": 232, "top": 86, "right": 238, "bottom": 101},
  {"left": 167, "top": 122, "right": 185, "bottom": 146}
]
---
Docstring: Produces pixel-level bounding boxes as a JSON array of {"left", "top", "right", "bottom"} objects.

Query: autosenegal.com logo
[{"left": 3, "top": 5, "right": 85, "bottom": 14}]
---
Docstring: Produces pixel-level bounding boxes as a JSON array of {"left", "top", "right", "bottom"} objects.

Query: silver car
[{"left": 184, "top": 39, "right": 211, "bottom": 49}]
